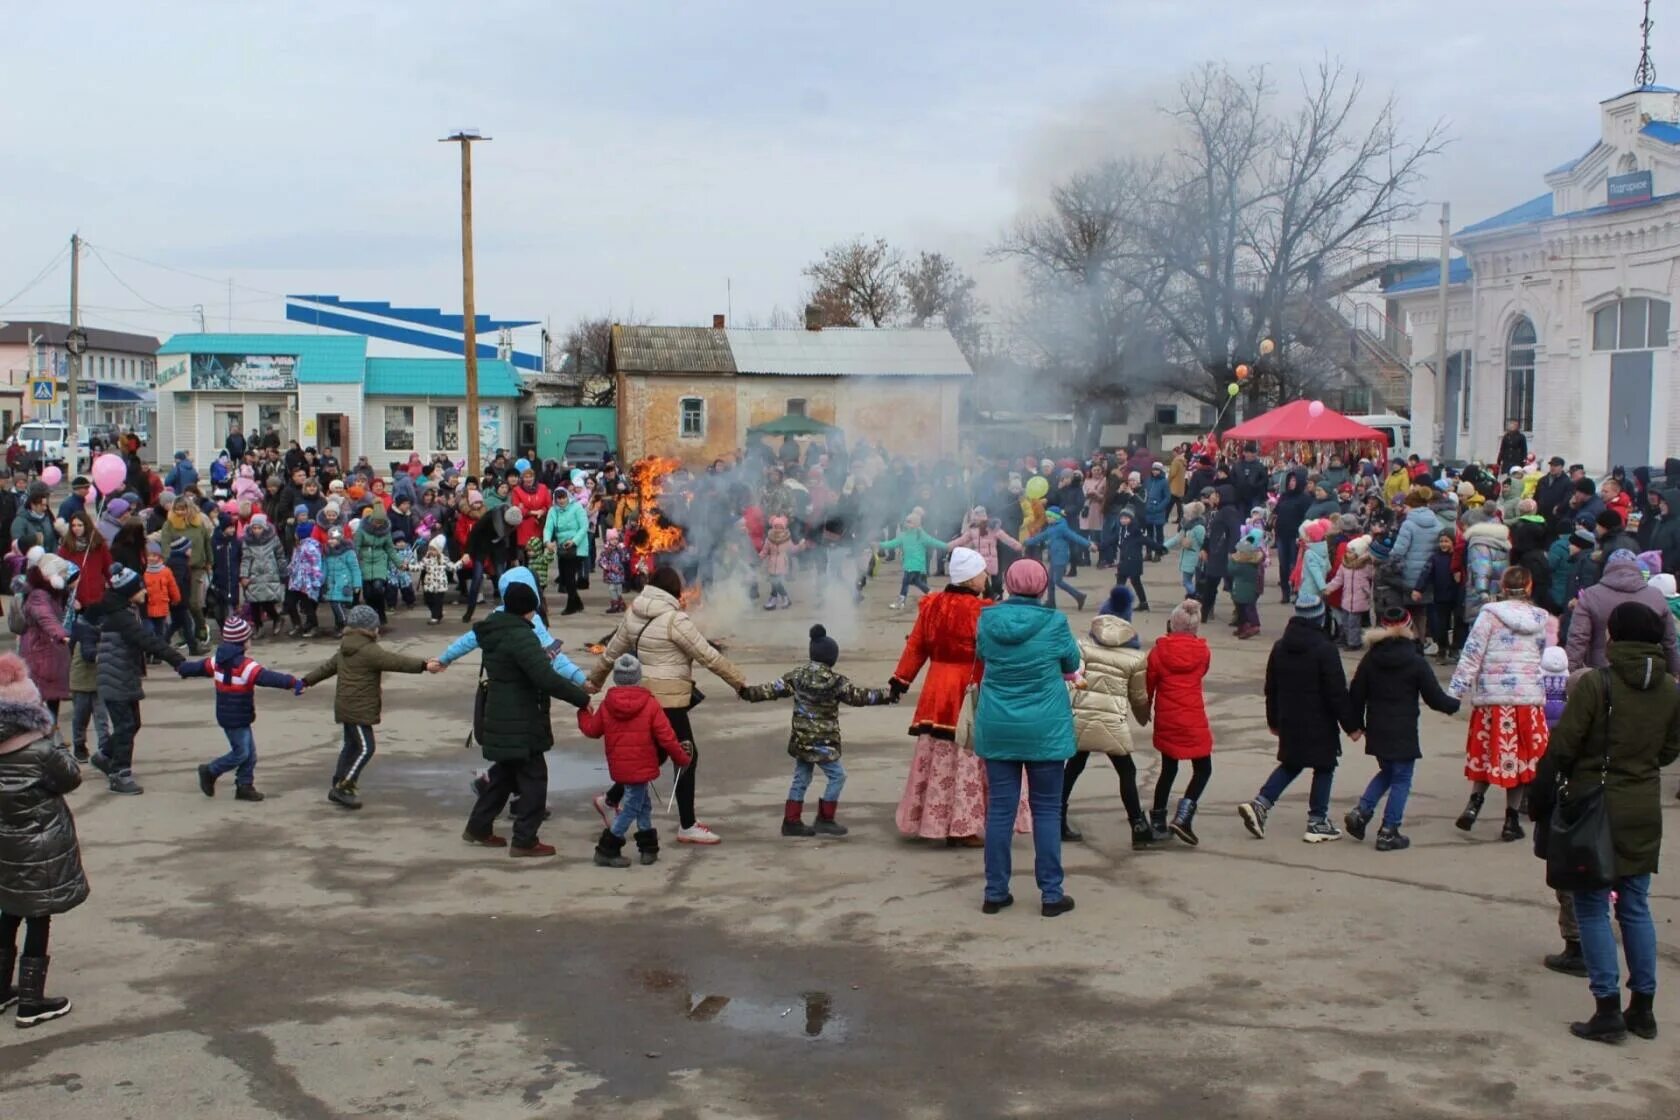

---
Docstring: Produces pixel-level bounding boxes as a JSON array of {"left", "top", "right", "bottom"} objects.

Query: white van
[
  {"left": 1350, "top": 414, "right": 1413, "bottom": 461},
  {"left": 9, "top": 422, "right": 69, "bottom": 467}
]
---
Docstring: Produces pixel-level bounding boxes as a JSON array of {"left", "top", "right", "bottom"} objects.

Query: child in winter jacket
[
  {"left": 598, "top": 527, "right": 628, "bottom": 613},
  {"left": 946, "top": 507, "right": 1021, "bottom": 600},
  {"left": 1163, "top": 501, "right": 1207, "bottom": 598},
  {"left": 1412, "top": 531, "right": 1461, "bottom": 662},
  {"left": 760, "top": 515, "right": 800, "bottom": 610},
  {"left": 389, "top": 533, "right": 416, "bottom": 610},
  {"left": 576, "top": 654, "right": 691, "bottom": 867},
  {"left": 239, "top": 514, "right": 286, "bottom": 639},
  {"left": 411, "top": 535, "right": 462, "bottom": 624},
  {"left": 1112, "top": 508, "right": 1150, "bottom": 612},
  {"left": 1064, "top": 613, "right": 1153, "bottom": 847},
  {"left": 1343, "top": 606, "right": 1460, "bottom": 851},
  {"left": 0, "top": 652, "right": 87, "bottom": 1027},
  {"left": 285, "top": 521, "right": 325, "bottom": 637},
  {"left": 1323, "top": 535, "right": 1376, "bottom": 651},
  {"left": 1024, "top": 507, "right": 1096, "bottom": 611},
  {"left": 67, "top": 610, "right": 107, "bottom": 763},
  {"left": 94, "top": 566, "right": 187, "bottom": 794},
  {"left": 740, "top": 624, "right": 895, "bottom": 837},
  {"left": 320, "top": 528, "right": 363, "bottom": 636},
  {"left": 1295, "top": 521, "right": 1331, "bottom": 603},
  {"left": 141, "top": 540, "right": 182, "bottom": 645},
  {"left": 209, "top": 514, "right": 242, "bottom": 630},
  {"left": 178, "top": 615, "right": 305, "bottom": 802},
  {"left": 302, "top": 603, "right": 428, "bottom": 810},
  {"left": 1229, "top": 530, "right": 1265, "bottom": 639},
  {"left": 1145, "top": 601, "right": 1214, "bottom": 844},
  {"left": 878, "top": 512, "right": 947, "bottom": 610},
  {"left": 1540, "top": 644, "right": 1569, "bottom": 728}
]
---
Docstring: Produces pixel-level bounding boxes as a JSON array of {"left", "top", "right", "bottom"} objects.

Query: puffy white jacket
[
  {"left": 588, "top": 585, "right": 744, "bottom": 709},
  {"left": 1448, "top": 598, "right": 1557, "bottom": 707},
  {"left": 1071, "top": 616, "right": 1151, "bottom": 755}
]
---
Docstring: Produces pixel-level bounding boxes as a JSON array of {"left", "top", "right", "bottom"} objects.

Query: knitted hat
[
  {"left": 1295, "top": 594, "right": 1326, "bottom": 620},
  {"left": 1167, "top": 599, "right": 1201, "bottom": 634},
  {"left": 345, "top": 604, "right": 381, "bottom": 632},
  {"left": 1570, "top": 528, "right": 1596, "bottom": 549},
  {"left": 250, "top": 512, "right": 268, "bottom": 526},
  {"left": 1303, "top": 521, "right": 1328, "bottom": 543},
  {"left": 1456, "top": 481, "right": 1475, "bottom": 500},
  {"left": 0, "top": 652, "right": 42, "bottom": 706},
  {"left": 1003, "top": 558, "right": 1049, "bottom": 597},
  {"left": 1540, "top": 645, "right": 1568, "bottom": 674},
  {"left": 1337, "top": 513, "right": 1360, "bottom": 533},
  {"left": 25, "top": 481, "right": 48, "bottom": 503},
  {"left": 109, "top": 565, "right": 142, "bottom": 600},
  {"left": 1608, "top": 548, "right": 1639, "bottom": 568},
  {"left": 502, "top": 505, "right": 523, "bottom": 525},
  {"left": 808, "top": 624, "right": 840, "bottom": 667},
  {"left": 1651, "top": 573, "right": 1678, "bottom": 598},
  {"left": 146, "top": 539, "right": 164, "bottom": 556},
  {"left": 502, "top": 580, "right": 539, "bottom": 616},
  {"left": 429, "top": 534, "right": 447, "bottom": 552},
  {"left": 970, "top": 505, "right": 989, "bottom": 521},
  {"left": 1377, "top": 606, "right": 1411, "bottom": 629},
  {"left": 296, "top": 522, "right": 315, "bottom": 542},
  {"left": 35, "top": 554, "right": 71, "bottom": 590},
  {"left": 221, "top": 616, "right": 253, "bottom": 644},
  {"left": 107, "top": 498, "right": 130, "bottom": 518},
  {"left": 947, "top": 547, "right": 986, "bottom": 584},
  {"left": 612, "top": 653, "right": 644, "bottom": 686}
]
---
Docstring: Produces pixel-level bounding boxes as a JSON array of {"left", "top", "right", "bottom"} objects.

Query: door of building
[
  {"left": 1608, "top": 352, "right": 1653, "bottom": 472},
  {"left": 1441, "top": 364, "right": 1461, "bottom": 462},
  {"left": 316, "top": 413, "right": 349, "bottom": 466}
]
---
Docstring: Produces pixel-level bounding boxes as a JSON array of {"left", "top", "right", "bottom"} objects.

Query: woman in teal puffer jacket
[{"left": 974, "top": 559, "right": 1081, "bottom": 918}]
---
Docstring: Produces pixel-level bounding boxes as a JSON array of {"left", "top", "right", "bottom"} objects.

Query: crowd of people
[{"left": 0, "top": 426, "right": 1674, "bottom": 1046}]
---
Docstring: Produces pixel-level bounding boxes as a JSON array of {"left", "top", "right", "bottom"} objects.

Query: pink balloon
[
  {"left": 39, "top": 465, "right": 62, "bottom": 487},
  {"left": 1307, "top": 400, "right": 1326, "bottom": 419},
  {"left": 91, "top": 452, "right": 127, "bottom": 495}
]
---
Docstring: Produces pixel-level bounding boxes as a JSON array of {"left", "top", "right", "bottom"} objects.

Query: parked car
[
  {"left": 9, "top": 421, "right": 70, "bottom": 468},
  {"left": 1350, "top": 413, "right": 1414, "bottom": 461},
  {"left": 562, "top": 432, "right": 612, "bottom": 471}
]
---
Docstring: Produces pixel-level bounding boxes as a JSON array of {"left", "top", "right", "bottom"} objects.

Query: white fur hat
[{"left": 1650, "top": 573, "right": 1678, "bottom": 598}]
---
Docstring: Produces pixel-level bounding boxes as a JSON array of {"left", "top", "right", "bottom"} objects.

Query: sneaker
[
  {"left": 511, "top": 841, "right": 558, "bottom": 858},
  {"left": 592, "top": 793, "right": 616, "bottom": 829},
  {"left": 234, "top": 786, "right": 265, "bottom": 802},
  {"left": 1374, "top": 825, "right": 1410, "bottom": 851},
  {"left": 1303, "top": 818, "right": 1343, "bottom": 843},
  {"left": 197, "top": 764, "right": 217, "bottom": 798},
  {"left": 327, "top": 784, "right": 362, "bottom": 810},
  {"left": 677, "top": 823, "right": 722, "bottom": 845},
  {"left": 462, "top": 828, "right": 508, "bottom": 847},
  {"left": 108, "top": 771, "right": 143, "bottom": 795},
  {"left": 1238, "top": 799, "right": 1268, "bottom": 839},
  {"left": 89, "top": 751, "right": 111, "bottom": 776},
  {"left": 426, "top": 617, "right": 440, "bottom": 625},
  {"left": 1041, "top": 896, "right": 1077, "bottom": 918}
]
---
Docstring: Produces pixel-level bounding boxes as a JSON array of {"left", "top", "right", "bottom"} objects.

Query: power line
[
  {"left": 0, "top": 244, "right": 72, "bottom": 312},
  {"left": 85, "top": 245, "right": 203, "bottom": 314},
  {"left": 81, "top": 241, "right": 289, "bottom": 301}
]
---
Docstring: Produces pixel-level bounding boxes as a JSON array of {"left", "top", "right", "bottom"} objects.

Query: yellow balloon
[
  {"left": 1025, "top": 475, "right": 1050, "bottom": 500},
  {"left": 1259, "top": 338, "right": 1276, "bottom": 356},
  {"left": 1227, "top": 383, "right": 1241, "bottom": 397}
]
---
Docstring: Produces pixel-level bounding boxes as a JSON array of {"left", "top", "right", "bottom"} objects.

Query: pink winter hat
[
  {"left": 0, "top": 653, "right": 42, "bottom": 706},
  {"left": 1304, "top": 520, "right": 1328, "bottom": 544}
]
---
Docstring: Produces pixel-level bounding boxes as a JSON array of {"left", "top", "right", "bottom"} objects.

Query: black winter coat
[
  {"left": 96, "top": 590, "right": 185, "bottom": 702},
  {"left": 1348, "top": 632, "right": 1459, "bottom": 761},
  {"left": 1273, "top": 471, "right": 1311, "bottom": 544},
  {"left": 0, "top": 705, "right": 89, "bottom": 918},
  {"left": 474, "top": 611, "right": 590, "bottom": 762},
  {"left": 1233, "top": 458, "right": 1269, "bottom": 509},
  {"left": 1263, "top": 617, "right": 1357, "bottom": 769},
  {"left": 1200, "top": 487, "right": 1242, "bottom": 580}
]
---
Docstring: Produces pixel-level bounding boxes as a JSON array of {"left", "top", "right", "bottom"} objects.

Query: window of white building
[
  {"left": 680, "top": 397, "right": 705, "bottom": 438},
  {"left": 433, "top": 406, "right": 459, "bottom": 451},
  {"left": 1505, "top": 318, "right": 1536, "bottom": 431},
  {"left": 1592, "top": 297, "right": 1670, "bottom": 351},
  {"left": 384, "top": 405, "right": 415, "bottom": 450}
]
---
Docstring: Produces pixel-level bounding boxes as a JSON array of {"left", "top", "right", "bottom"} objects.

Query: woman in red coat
[
  {"left": 1145, "top": 600, "right": 1214, "bottom": 844},
  {"left": 57, "top": 511, "right": 111, "bottom": 610},
  {"left": 890, "top": 549, "right": 1027, "bottom": 844},
  {"left": 509, "top": 466, "right": 551, "bottom": 552}
]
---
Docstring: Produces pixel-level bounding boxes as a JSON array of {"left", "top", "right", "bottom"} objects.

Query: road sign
[{"left": 30, "top": 379, "right": 56, "bottom": 403}]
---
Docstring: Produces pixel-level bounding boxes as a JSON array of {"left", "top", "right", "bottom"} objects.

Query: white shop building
[
  {"left": 154, "top": 332, "right": 522, "bottom": 468},
  {"left": 1392, "top": 84, "right": 1680, "bottom": 471}
]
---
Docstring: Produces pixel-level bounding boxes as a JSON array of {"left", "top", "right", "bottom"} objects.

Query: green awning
[{"left": 747, "top": 414, "right": 838, "bottom": 436}]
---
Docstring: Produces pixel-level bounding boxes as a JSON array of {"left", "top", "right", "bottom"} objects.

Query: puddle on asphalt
[
  {"left": 379, "top": 752, "right": 608, "bottom": 805},
  {"left": 638, "top": 968, "right": 849, "bottom": 1041}
]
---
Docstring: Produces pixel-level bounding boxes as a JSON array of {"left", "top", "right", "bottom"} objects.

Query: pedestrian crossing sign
[{"left": 29, "top": 379, "right": 55, "bottom": 403}]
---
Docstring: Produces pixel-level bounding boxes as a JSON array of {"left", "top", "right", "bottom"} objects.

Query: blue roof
[
  {"left": 1547, "top": 142, "right": 1600, "bottom": 175},
  {"left": 1383, "top": 257, "right": 1472, "bottom": 295},
  {"left": 156, "top": 332, "right": 367, "bottom": 382},
  {"left": 363, "top": 357, "right": 523, "bottom": 398},
  {"left": 1456, "top": 193, "right": 1556, "bottom": 237},
  {"left": 1641, "top": 120, "right": 1680, "bottom": 144}
]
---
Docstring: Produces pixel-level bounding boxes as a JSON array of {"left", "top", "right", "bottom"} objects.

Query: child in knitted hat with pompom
[
  {"left": 177, "top": 615, "right": 307, "bottom": 803},
  {"left": 740, "top": 624, "right": 897, "bottom": 837},
  {"left": 0, "top": 650, "right": 87, "bottom": 1028}
]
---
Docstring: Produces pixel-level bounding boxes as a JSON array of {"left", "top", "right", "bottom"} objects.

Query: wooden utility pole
[
  {"left": 67, "top": 234, "right": 81, "bottom": 477},
  {"left": 441, "top": 129, "right": 491, "bottom": 476}
]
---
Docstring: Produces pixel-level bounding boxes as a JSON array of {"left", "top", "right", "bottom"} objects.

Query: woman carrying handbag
[{"left": 1543, "top": 602, "right": 1680, "bottom": 1044}]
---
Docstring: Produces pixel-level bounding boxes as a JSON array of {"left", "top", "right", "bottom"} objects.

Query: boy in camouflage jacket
[{"left": 740, "top": 624, "right": 895, "bottom": 838}]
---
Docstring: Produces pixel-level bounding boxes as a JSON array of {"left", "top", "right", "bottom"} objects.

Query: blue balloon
[{"left": 514, "top": 458, "right": 531, "bottom": 473}]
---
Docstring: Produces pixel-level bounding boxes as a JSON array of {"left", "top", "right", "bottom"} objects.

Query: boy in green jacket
[
  {"left": 303, "top": 604, "right": 429, "bottom": 809},
  {"left": 878, "top": 512, "right": 948, "bottom": 611}
]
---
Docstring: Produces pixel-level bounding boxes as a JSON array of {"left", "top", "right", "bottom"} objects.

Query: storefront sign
[
  {"left": 1608, "top": 170, "right": 1654, "bottom": 208},
  {"left": 189, "top": 353, "right": 298, "bottom": 391}
]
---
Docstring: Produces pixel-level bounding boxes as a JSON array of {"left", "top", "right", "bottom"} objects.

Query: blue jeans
[
  {"left": 1257, "top": 764, "right": 1335, "bottom": 820},
  {"left": 1099, "top": 512, "right": 1120, "bottom": 566},
  {"left": 1573, "top": 874, "right": 1657, "bottom": 999},
  {"left": 898, "top": 571, "right": 930, "bottom": 598},
  {"left": 1180, "top": 571, "right": 1197, "bottom": 597},
  {"left": 1046, "top": 562, "right": 1082, "bottom": 609},
  {"left": 612, "top": 781, "right": 654, "bottom": 837},
  {"left": 1356, "top": 758, "right": 1414, "bottom": 828},
  {"left": 208, "top": 724, "right": 257, "bottom": 786},
  {"left": 789, "top": 758, "right": 846, "bottom": 803},
  {"left": 982, "top": 758, "right": 1064, "bottom": 904}
]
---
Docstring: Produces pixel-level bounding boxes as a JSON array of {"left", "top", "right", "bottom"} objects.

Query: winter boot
[
  {"left": 197, "top": 764, "right": 217, "bottom": 797},
  {"left": 1147, "top": 808, "right": 1173, "bottom": 842},
  {"left": 1544, "top": 939, "right": 1589, "bottom": 977},
  {"left": 814, "top": 799, "right": 848, "bottom": 837},
  {"left": 1374, "top": 825, "right": 1411, "bottom": 851},
  {"left": 14, "top": 956, "right": 71, "bottom": 1028},
  {"left": 1129, "top": 816, "right": 1155, "bottom": 849},
  {"left": 108, "top": 771, "right": 143, "bottom": 795},
  {"left": 234, "top": 785, "right": 265, "bottom": 802},
  {"left": 0, "top": 943, "right": 14, "bottom": 1013},
  {"left": 1455, "top": 791, "right": 1484, "bottom": 831},
  {"left": 327, "top": 782, "right": 361, "bottom": 810},
  {"left": 1344, "top": 805, "right": 1372, "bottom": 842},
  {"left": 1625, "top": 991, "right": 1658, "bottom": 1040},
  {"left": 1169, "top": 797, "right": 1200, "bottom": 846},
  {"left": 1500, "top": 809, "right": 1525, "bottom": 842},
  {"left": 1238, "top": 798, "right": 1269, "bottom": 839},
  {"left": 1570, "top": 994, "right": 1628, "bottom": 1044},
  {"left": 593, "top": 828, "right": 631, "bottom": 868},
  {"left": 781, "top": 800, "right": 815, "bottom": 837},
  {"left": 633, "top": 828, "right": 660, "bottom": 866}
]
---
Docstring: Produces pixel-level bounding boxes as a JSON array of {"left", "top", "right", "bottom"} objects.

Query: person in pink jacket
[
  {"left": 758, "top": 515, "right": 800, "bottom": 610},
  {"left": 1321, "top": 535, "right": 1376, "bottom": 651},
  {"left": 948, "top": 507, "right": 1022, "bottom": 599}
]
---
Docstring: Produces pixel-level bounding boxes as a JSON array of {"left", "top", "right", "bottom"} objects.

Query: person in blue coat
[
  {"left": 165, "top": 451, "right": 200, "bottom": 495},
  {"left": 1024, "top": 507, "right": 1096, "bottom": 611},
  {"left": 433, "top": 567, "right": 588, "bottom": 684},
  {"left": 1143, "top": 463, "right": 1172, "bottom": 556},
  {"left": 973, "top": 559, "right": 1082, "bottom": 918}
]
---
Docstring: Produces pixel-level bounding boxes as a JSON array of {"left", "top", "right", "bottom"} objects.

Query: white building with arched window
[{"left": 1389, "top": 84, "right": 1680, "bottom": 471}]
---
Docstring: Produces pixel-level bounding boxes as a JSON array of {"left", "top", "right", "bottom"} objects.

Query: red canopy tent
[{"left": 1222, "top": 400, "right": 1388, "bottom": 449}]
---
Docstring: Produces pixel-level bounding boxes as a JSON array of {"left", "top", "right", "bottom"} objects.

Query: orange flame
[{"left": 629, "top": 456, "right": 686, "bottom": 560}]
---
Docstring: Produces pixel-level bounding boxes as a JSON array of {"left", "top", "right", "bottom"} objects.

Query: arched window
[
  {"left": 1619, "top": 152, "right": 1639, "bottom": 174},
  {"left": 1504, "top": 318, "right": 1536, "bottom": 432},
  {"left": 1592, "top": 297, "right": 1670, "bottom": 351}
]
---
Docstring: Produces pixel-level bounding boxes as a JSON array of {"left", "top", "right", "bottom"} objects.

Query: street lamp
[{"left": 440, "top": 128, "right": 491, "bottom": 476}]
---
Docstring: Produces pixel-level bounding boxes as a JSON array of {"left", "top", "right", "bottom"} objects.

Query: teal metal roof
[
  {"left": 156, "top": 332, "right": 367, "bottom": 382},
  {"left": 363, "top": 357, "right": 523, "bottom": 398}
]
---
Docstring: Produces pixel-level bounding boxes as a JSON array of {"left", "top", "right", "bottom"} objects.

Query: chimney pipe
[
  {"left": 805, "top": 304, "right": 822, "bottom": 331},
  {"left": 712, "top": 314, "right": 726, "bottom": 329}
]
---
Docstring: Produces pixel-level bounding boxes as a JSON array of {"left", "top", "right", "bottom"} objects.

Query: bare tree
[
  {"left": 903, "top": 251, "right": 986, "bottom": 365},
  {"left": 559, "top": 314, "right": 635, "bottom": 406},
  {"left": 803, "top": 236, "right": 904, "bottom": 326}
]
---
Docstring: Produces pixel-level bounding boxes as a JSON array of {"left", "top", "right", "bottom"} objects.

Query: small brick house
[{"left": 609, "top": 321, "right": 970, "bottom": 465}]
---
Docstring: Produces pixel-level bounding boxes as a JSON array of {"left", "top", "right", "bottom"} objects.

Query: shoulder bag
[
  {"left": 631, "top": 613, "right": 705, "bottom": 709},
  {"left": 1546, "top": 668, "right": 1617, "bottom": 892}
]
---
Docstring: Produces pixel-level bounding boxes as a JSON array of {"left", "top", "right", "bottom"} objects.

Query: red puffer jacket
[
  {"left": 1145, "top": 631, "right": 1213, "bottom": 760},
  {"left": 576, "top": 684, "right": 690, "bottom": 783}
]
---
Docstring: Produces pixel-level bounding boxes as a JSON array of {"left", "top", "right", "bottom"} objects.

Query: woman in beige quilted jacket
[
  {"left": 1061, "top": 613, "right": 1153, "bottom": 848},
  {"left": 586, "top": 567, "right": 745, "bottom": 845}
]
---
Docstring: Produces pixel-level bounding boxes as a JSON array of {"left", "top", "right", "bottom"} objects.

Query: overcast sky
[{"left": 0, "top": 1, "right": 1660, "bottom": 350}]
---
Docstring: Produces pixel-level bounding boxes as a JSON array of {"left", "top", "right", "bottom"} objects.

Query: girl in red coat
[
  {"left": 508, "top": 467, "right": 552, "bottom": 553},
  {"left": 576, "top": 653, "right": 691, "bottom": 869},
  {"left": 57, "top": 511, "right": 110, "bottom": 610},
  {"left": 1145, "top": 600, "right": 1214, "bottom": 845}
]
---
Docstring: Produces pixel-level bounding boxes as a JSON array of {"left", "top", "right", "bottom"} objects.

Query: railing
[{"left": 1330, "top": 295, "right": 1412, "bottom": 366}]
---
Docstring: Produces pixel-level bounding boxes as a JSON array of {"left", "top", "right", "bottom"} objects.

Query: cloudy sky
[{"left": 0, "top": 1, "right": 1659, "bottom": 350}]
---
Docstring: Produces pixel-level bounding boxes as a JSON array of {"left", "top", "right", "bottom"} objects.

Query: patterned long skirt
[
  {"left": 1464, "top": 704, "right": 1548, "bottom": 788},
  {"left": 896, "top": 735, "right": 1031, "bottom": 839}
]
